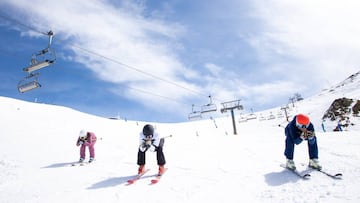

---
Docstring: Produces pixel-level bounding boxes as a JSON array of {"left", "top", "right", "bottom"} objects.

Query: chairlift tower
[
  {"left": 220, "top": 99, "right": 243, "bottom": 135},
  {"left": 281, "top": 106, "right": 290, "bottom": 122}
]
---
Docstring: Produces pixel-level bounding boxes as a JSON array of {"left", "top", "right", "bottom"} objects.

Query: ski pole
[{"left": 163, "top": 134, "right": 173, "bottom": 139}]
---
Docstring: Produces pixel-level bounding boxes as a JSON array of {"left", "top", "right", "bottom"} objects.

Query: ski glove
[
  {"left": 139, "top": 144, "right": 147, "bottom": 152},
  {"left": 139, "top": 142, "right": 151, "bottom": 152},
  {"left": 300, "top": 131, "right": 315, "bottom": 142},
  {"left": 307, "top": 133, "right": 315, "bottom": 140},
  {"left": 307, "top": 131, "right": 315, "bottom": 144},
  {"left": 300, "top": 132, "right": 307, "bottom": 140},
  {"left": 139, "top": 142, "right": 157, "bottom": 152},
  {"left": 79, "top": 141, "right": 84, "bottom": 145}
]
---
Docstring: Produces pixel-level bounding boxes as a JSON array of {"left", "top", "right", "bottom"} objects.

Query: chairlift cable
[
  {"left": 70, "top": 45, "right": 228, "bottom": 106},
  {"left": 126, "top": 85, "right": 185, "bottom": 105},
  {"left": 1, "top": 13, "right": 224, "bottom": 105},
  {"left": 0, "top": 13, "right": 49, "bottom": 36},
  {"left": 70, "top": 44, "right": 208, "bottom": 98}
]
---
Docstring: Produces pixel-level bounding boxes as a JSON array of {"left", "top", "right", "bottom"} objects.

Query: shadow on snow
[
  {"left": 87, "top": 174, "right": 157, "bottom": 189},
  {"left": 264, "top": 169, "right": 312, "bottom": 186}
]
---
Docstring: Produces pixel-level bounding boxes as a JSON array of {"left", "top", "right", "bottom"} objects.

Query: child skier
[
  {"left": 76, "top": 130, "right": 97, "bottom": 163},
  {"left": 284, "top": 114, "right": 322, "bottom": 170},
  {"left": 137, "top": 124, "right": 166, "bottom": 175}
]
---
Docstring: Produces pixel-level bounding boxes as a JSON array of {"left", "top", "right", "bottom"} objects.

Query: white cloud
[
  {"left": 1, "top": 0, "right": 197, "bottom": 103},
  {"left": 2, "top": 0, "right": 360, "bottom": 119},
  {"left": 249, "top": 0, "right": 360, "bottom": 89},
  {"left": 204, "top": 63, "right": 222, "bottom": 76}
]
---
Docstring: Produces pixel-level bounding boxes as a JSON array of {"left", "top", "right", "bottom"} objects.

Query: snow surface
[{"left": 1, "top": 74, "right": 360, "bottom": 202}]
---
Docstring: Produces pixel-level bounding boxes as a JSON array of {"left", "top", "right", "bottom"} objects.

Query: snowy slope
[{"left": 1, "top": 73, "right": 360, "bottom": 202}]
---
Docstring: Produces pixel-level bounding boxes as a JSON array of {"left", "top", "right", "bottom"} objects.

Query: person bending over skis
[
  {"left": 284, "top": 114, "right": 322, "bottom": 170},
  {"left": 137, "top": 124, "right": 166, "bottom": 175},
  {"left": 76, "top": 130, "right": 97, "bottom": 163}
]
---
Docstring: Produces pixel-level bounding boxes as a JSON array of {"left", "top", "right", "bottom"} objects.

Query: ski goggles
[
  {"left": 296, "top": 122, "right": 309, "bottom": 129},
  {"left": 145, "top": 134, "right": 153, "bottom": 139}
]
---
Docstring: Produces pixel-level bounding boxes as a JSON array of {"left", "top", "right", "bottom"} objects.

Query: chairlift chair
[
  {"left": 188, "top": 104, "right": 202, "bottom": 120},
  {"left": 238, "top": 115, "right": 247, "bottom": 123},
  {"left": 201, "top": 95, "right": 217, "bottom": 114},
  {"left": 267, "top": 112, "right": 276, "bottom": 120},
  {"left": 188, "top": 111, "right": 202, "bottom": 120},
  {"left": 277, "top": 111, "right": 284, "bottom": 118},
  {"left": 259, "top": 114, "right": 266, "bottom": 121},
  {"left": 246, "top": 113, "right": 257, "bottom": 120},
  {"left": 23, "top": 30, "right": 56, "bottom": 73},
  {"left": 23, "top": 59, "right": 55, "bottom": 73},
  {"left": 201, "top": 103, "right": 217, "bottom": 113},
  {"left": 17, "top": 73, "right": 41, "bottom": 93}
]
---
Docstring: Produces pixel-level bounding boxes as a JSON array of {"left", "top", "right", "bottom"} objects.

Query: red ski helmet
[{"left": 296, "top": 114, "right": 310, "bottom": 128}]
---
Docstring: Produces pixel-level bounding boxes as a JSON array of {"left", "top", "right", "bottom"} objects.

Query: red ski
[
  {"left": 127, "top": 169, "right": 150, "bottom": 185},
  {"left": 150, "top": 168, "right": 168, "bottom": 184}
]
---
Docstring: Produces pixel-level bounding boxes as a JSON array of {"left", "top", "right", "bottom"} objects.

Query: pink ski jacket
[{"left": 76, "top": 132, "right": 97, "bottom": 146}]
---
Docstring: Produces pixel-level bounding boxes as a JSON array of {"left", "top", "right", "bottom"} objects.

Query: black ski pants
[{"left": 137, "top": 138, "right": 166, "bottom": 166}]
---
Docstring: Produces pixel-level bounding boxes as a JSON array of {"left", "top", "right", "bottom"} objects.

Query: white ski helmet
[{"left": 79, "top": 130, "right": 87, "bottom": 139}]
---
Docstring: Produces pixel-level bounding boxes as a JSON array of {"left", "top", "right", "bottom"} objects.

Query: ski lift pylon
[
  {"left": 23, "top": 30, "right": 56, "bottom": 73},
  {"left": 17, "top": 73, "right": 41, "bottom": 93},
  {"left": 200, "top": 95, "right": 217, "bottom": 114}
]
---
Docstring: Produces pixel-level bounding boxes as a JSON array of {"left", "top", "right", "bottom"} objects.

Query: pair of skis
[
  {"left": 70, "top": 161, "right": 93, "bottom": 166},
  {"left": 280, "top": 164, "right": 311, "bottom": 179},
  {"left": 280, "top": 164, "right": 342, "bottom": 179},
  {"left": 127, "top": 168, "right": 168, "bottom": 185}
]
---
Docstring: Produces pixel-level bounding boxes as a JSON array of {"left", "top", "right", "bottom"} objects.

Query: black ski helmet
[{"left": 143, "top": 124, "right": 154, "bottom": 136}]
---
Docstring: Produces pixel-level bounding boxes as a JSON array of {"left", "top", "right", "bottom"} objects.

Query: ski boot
[
  {"left": 79, "top": 158, "right": 85, "bottom": 163},
  {"left": 158, "top": 165, "right": 166, "bottom": 175},
  {"left": 89, "top": 157, "right": 95, "bottom": 163},
  {"left": 286, "top": 159, "right": 296, "bottom": 170},
  {"left": 138, "top": 165, "right": 145, "bottom": 174},
  {"left": 309, "top": 159, "right": 322, "bottom": 170}
]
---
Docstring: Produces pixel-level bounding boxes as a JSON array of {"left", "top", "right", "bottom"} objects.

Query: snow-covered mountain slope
[
  {"left": 0, "top": 72, "right": 360, "bottom": 202},
  {"left": 252, "top": 71, "right": 360, "bottom": 132}
]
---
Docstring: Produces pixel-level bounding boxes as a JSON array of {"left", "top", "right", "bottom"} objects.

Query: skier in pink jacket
[{"left": 76, "top": 130, "right": 97, "bottom": 163}]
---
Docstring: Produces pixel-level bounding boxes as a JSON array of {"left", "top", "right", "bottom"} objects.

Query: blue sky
[{"left": 0, "top": 0, "right": 359, "bottom": 122}]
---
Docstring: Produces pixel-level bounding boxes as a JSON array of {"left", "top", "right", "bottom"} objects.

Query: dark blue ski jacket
[{"left": 285, "top": 116, "right": 315, "bottom": 145}]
